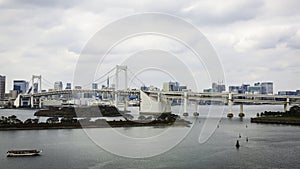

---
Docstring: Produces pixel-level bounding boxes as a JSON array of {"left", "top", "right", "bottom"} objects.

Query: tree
[
  {"left": 32, "top": 118, "right": 39, "bottom": 124},
  {"left": 24, "top": 118, "right": 32, "bottom": 124},
  {"left": 46, "top": 117, "right": 59, "bottom": 124},
  {"left": 138, "top": 115, "right": 146, "bottom": 121}
]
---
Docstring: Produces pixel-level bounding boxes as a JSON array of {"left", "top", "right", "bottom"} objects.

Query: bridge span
[{"left": 14, "top": 89, "right": 300, "bottom": 117}]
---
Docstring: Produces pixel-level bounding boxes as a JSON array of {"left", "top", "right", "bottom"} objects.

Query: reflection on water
[{"left": 0, "top": 105, "right": 299, "bottom": 169}]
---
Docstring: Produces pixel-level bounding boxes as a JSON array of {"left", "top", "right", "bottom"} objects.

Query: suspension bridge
[{"left": 13, "top": 65, "right": 300, "bottom": 117}]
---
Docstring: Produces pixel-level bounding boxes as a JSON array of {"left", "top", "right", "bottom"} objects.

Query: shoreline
[
  {"left": 251, "top": 117, "right": 300, "bottom": 126},
  {"left": 0, "top": 120, "right": 191, "bottom": 131}
]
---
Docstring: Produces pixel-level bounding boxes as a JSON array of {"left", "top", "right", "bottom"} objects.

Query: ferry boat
[{"left": 7, "top": 149, "right": 42, "bottom": 157}]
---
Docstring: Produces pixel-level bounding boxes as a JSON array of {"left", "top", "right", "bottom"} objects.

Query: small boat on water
[{"left": 7, "top": 149, "right": 42, "bottom": 157}]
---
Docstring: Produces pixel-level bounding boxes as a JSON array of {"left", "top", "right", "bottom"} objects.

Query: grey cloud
[
  {"left": 180, "top": 0, "right": 264, "bottom": 25},
  {"left": 0, "top": 0, "right": 300, "bottom": 92}
]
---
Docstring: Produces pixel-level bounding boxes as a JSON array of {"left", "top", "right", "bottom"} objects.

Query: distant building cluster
[
  {"left": 278, "top": 90, "right": 300, "bottom": 96},
  {"left": 203, "top": 82, "right": 226, "bottom": 93},
  {"left": 140, "top": 85, "right": 160, "bottom": 91},
  {"left": 229, "top": 82, "right": 273, "bottom": 94},
  {"left": 162, "top": 82, "right": 188, "bottom": 92}
]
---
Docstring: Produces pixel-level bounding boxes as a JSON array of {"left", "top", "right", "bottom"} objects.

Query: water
[{"left": 1, "top": 105, "right": 300, "bottom": 169}]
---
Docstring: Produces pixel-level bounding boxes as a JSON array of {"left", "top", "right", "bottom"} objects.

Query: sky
[{"left": 0, "top": 0, "right": 300, "bottom": 93}]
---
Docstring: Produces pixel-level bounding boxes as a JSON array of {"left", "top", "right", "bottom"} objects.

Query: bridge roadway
[
  {"left": 145, "top": 91, "right": 300, "bottom": 104},
  {"left": 16, "top": 89, "right": 300, "bottom": 115},
  {"left": 20, "top": 89, "right": 300, "bottom": 103}
]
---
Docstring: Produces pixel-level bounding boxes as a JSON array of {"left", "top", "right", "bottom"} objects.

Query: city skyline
[
  {"left": 1, "top": 0, "right": 300, "bottom": 93},
  {"left": 2, "top": 74, "right": 300, "bottom": 95}
]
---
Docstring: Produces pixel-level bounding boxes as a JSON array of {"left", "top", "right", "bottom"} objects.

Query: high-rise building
[
  {"left": 13, "top": 80, "right": 28, "bottom": 94},
  {"left": 261, "top": 82, "right": 273, "bottom": 94},
  {"left": 54, "top": 81, "right": 63, "bottom": 91},
  {"left": 92, "top": 83, "right": 98, "bottom": 90},
  {"left": 0, "top": 75, "right": 5, "bottom": 99},
  {"left": 248, "top": 86, "right": 261, "bottom": 94},
  {"left": 240, "top": 84, "right": 250, "bottom": 94},
  {"left": 229, "top": 86, "right": 240, "bottom": 93},
  {"left": 163, "top": 82, "right": 180, "bottom": 91},
  {"left": 65, "top": 83, "right": 72, "bottom": 89},
  {"left": 212, "top": 82, "right": 226, "bottom": 92}
]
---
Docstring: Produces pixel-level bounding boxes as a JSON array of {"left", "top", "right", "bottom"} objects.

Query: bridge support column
[
  {"left": 227, "top": 93, "right": 233, "bottom": 118},
  {"left": 193, "top": 101, "right": 199, "bottom": 116},
  {"left": 124, "top": 95, "right": 127, "bottom": 112},
  {"left": 238, "top": 104, "right": 245, "bottom": 118},
  {"left": 39, "top": 97, "right": 42, "bottom": 108},
  {"left": 183, "top": 92, "right": 188, "bottom": 116},
  {"left": 30, "top": 96, "right": 34, "bottom": 108},
  {"left": 284, "top": 97, "right": 290, "bottom": 112},
  {"left": 157, "top": 92, "right": 161, "bottom": 102},
  {"left": 114, "top": 92, "right": 118, "bottom": 107}
]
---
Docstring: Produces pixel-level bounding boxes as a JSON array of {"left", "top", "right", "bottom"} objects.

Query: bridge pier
[
  {"left": 227, "top": 93, "right": 233, "bottom": 118},
  {"left": 238, "top": 104, "right": 245, "bottom": 118},
  {"left": 284, "top": 97, "right": 290, "bottom": 112},
  {"left": 30, "top": 96, "right": 34, "bottom": 108},
  {"left": 183, "top": 92, "right": 188, "bottom": 116},
  {"left": 193, "top": 101, "right": 199, "bottom": 116},
  {"left": 39, "top": 97, "right": 42, "bottom": 108},
  {"left": 114, "top": 92, "right": 119, "bottom": 107},
  {"left": 123, "top": 95, "right": 127, "bottom": 112}
]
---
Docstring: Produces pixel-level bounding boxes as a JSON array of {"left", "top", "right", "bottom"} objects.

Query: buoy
[
  {"left": 246, "top": 124, "right": 248, "bottom": 128},
  {"left": 239, "top": 133, "right": 241, "bottom": 138},
  {"left": 246, "top": 137, "right": 248, "bottom": 142},
  {"left": 236, "top": 140, "right": 240, "bottom": 148}
]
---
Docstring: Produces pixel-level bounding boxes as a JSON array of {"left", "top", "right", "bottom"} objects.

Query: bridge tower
[
  {"left": 31, "top": 75, "right": 42, "bottom": 94},
  {"left": 30, "top": 75, "right": 42, "bottom": 108},
  {"left": 114, "top": 65, "right": 128, "bottom": 107}
]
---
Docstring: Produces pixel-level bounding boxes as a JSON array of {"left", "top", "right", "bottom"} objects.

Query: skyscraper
[
  {"left": 212, "top": 82, "right": 226, "bottom": 93},
  {"left": 13, "top": 80, "right": 28, "bottom": 94},
  {"left": 54, "top": 81, "right": 63, "bottom": 91},
  {"left": 92, "top": 83, "right": 98, "bottom": 90},
  {"left": 163, "top": 82, "right": 180, "bottom": 91},
  {"left": 261, "top": 82, "right": 273, "bottom": 94},
  {"left": 0, "top": 75, "right": 5, "bottom": 99},
  {"left": 65, "top": 83, "right": 72, "bottom": 89}
]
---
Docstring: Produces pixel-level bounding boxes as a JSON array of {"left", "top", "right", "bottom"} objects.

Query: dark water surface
[{"left": 1, "top": 105, "right": 300, "bottom": 169}]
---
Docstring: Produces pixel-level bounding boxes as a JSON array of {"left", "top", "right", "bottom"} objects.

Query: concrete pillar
[
  {"left": 124, "top": 66, "right": 128, "bottom": 90},
  {"left": 183, "top": 92, "right": 188, "bottom": 116},
  {"left": 157, "top": 92, "right": 161, "bottom": 102},
  {"left": 284, "top": 97, "right": 290, "bottom": 112},
  {"left": 115, "top": 65, "right": 119, "bottom": 91},
  {"left": 32, "top": 76, "right": 34, "bottom": 94},
  {"left": 239, "top": 104, "right": 245, "bottom": 118},
  {"left": 227, "top": 93, "right": 233, "bottom": 118},
  {"left": 39, "top": 75, "right": 42, "bottom": 93},
  {"left": 39, "top": 97, "right": 42, "bottom": 108},
  {"left": 114, "top": 65, "right": 119, "bottom": 107},
  {"left": 30, "top": 96, "right": 34, "bottom": 108},
  {"left": 124, "top": 95, "right": 127, "bottom": 112},
  {"left": 240, "top": 104, "right": 243, "bottom": 114},
  {"left": 193, "top": 101, "right": 199, "bottom": 116},
  {"left": 114, "top": 92, "right": 118, "bottom": 107}
]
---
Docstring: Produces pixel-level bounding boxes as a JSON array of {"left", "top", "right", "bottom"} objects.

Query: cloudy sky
[{"left": 0, "top": 0, "right": 299, "bottom": 92}]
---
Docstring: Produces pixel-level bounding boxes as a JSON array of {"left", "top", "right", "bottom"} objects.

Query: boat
[{"left": 7, "top": 149, "right": 42, "bottom": 157}]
